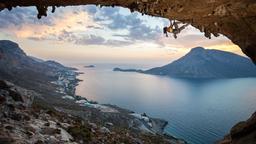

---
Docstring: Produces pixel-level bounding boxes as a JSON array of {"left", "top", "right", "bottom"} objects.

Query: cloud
[
  {"left": 105, "top": 39, "right": 133, "bottom": 46},
  {"left": 129, "top": 24, "right": 161, "bottom": 40},
  {"left": 75, "top": 35, "right": 106, "bottom": 45},
  {"left": 0, "top": 7, "right": 55, "bottom": 28},
  {"left": 92, "top": 7, "right": 163, "bottom": 40},
  {"left": 86, "top": 25, "right": 103, "bottom": 29},
  {"left": 105, "top": 13, "right": 143, "bottom": 30},
  {"left": 0, "top": 5, "right": 234, "bottom": 50},
  {"left": 156, "top": 29, "right": 236, "bottom": 51},
  {"left": 0, "top": 5, "right": 163, "bottom": 47},
  {"left": 60, "top": 30, "right": 134, "bottom": 46},
  {"left": 84, "top": 5, "right": 98, "bottom": 14}
]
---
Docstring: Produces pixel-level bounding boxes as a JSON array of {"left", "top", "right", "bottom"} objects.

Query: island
[
  {"left": 84, "top": 65, "right": 95, "bottom": 68},
  {"left": 113, "top": 67, "right": 144, "bottom": 73},
  {"left": 114, "top": 47, "right": 256, "bottom": 79}
]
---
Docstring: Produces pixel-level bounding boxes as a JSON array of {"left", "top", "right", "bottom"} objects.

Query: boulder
[{"left": 100, "top": 127, "right": 110, "bottom": 134}]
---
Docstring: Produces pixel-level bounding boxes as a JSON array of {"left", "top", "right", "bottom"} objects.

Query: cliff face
[
  {"left": 218, "top": 112, "right": 256, "bottom": 144},
  {"left": 0, "top": 0, "right": 256, "bottom": 63}
]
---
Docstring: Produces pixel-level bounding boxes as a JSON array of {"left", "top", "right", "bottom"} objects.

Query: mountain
[
  {"left": 0, "top": 40, "right": 78, "bottom": 95},
  {"left": 145, "top": 47, "right": 256, "bottom": 79},
  {"left": 29, "top": 56, "right": 45, "bottom": 63},
  {"left": 44, "top": 60, "right": 77, "bottom": 71}
]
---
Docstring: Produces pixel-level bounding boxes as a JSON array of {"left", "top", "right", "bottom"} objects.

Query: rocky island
[
  {"left": 114, "top": 47, "right": 256, "bottom": 79},
  {"left": 0, "top": 40, "right": 186, "bottom": 143},
  {"left": 84, "top": 65, "right": 95, "bottom": 68},
  {"left": 113, "top": 67, "right": 143, "bottom": 73}
]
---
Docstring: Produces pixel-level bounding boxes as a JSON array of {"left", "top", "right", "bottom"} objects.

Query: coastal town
[
  {"left": 36, "top": 59, "right": 186, "bottom": 143},
  {"left": 51, "top": 69, "right": 80, "bottom": 96}
]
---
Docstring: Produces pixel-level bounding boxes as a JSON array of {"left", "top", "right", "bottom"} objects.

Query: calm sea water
[{"left": 74, "top": 63, "right": 256, "bottom": 144}]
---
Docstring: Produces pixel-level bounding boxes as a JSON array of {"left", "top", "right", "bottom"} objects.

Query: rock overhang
[{"left": 0, "top": 0, "right": 255, "bottom": 63}]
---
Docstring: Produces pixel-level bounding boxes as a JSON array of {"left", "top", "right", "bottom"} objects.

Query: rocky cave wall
[{"left": 0, "top": 0, "right": 256, "bottom": 63}]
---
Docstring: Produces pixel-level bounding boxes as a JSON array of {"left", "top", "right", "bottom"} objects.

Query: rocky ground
[{"left": 0, "top": 80, "right": 186, "bottom": 144}]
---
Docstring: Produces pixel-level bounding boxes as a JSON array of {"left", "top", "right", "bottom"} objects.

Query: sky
[{"left": 0, "top": 5, "right": 243, "bottom": 65}]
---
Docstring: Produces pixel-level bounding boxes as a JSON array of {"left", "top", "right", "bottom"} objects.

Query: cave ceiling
[{"left": 0, "top": 0, "right": 255, "bottom": 63}]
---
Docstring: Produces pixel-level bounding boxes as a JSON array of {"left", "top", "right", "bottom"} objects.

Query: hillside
[
  {"left": 0, "top": 40, "right": 79, "bottom": 96},
  {"left": 0, "top": 40, "right": 185, "bottom": 144},
  {"left": 145, "top": 47, "right": 256, "bottom": 79}
]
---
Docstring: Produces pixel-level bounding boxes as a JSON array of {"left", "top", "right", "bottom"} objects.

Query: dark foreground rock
[
  {"left": 0, "top": 80, "right": 186, "bottom": 144},
  {"left": 218, "top": 112, "right": 256, "bottom": 144}
]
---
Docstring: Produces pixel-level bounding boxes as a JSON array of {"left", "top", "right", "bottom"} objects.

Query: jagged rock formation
[
  {"left": 218, "top": 112, "right": 256, "bottom": 144},
  {"left": 0, "top": 0, "right": 255, "bottom": 63}
]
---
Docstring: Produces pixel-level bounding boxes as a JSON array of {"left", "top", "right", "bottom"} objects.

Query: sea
[{"left": 73, "top": 63, "right": 256, "bottom": 144}]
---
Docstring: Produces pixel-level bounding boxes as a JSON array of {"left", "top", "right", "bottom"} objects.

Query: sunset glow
[{"left": 0, "top": 5, "right": 244, "bottom": 64}]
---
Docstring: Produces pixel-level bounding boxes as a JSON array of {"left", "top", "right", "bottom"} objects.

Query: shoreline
[
  {"left": 54, "top": 65, "right": 186, "bottom": 143},
  {"left": 0, "top": 40, "right": 185, "bottom": 144},
  {"left": 0, "top": 80, "right": 186, "bottom": 144}
]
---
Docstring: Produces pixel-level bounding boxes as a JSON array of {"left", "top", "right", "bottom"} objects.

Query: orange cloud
[{"left": 5, "top": 10, "right": 100, "bottom": 41}]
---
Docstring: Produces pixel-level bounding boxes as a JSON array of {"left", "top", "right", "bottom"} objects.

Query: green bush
[{"left": 68, "top": 125, "right": 91, "bottom": 142}]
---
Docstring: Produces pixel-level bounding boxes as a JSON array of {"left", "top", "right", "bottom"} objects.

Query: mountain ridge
[
  {"left": 0, "top": 40, "right": 79, "bottom": 96},
  {"left": 145, "top": 47, "right": 256, "bottom": 79},
  {"left": 114, "top": 47, "right": 256, "bottom": 79}
]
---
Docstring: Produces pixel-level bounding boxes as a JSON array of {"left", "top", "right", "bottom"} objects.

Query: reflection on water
[{"left": 75, "top": 63, "right": 256, "bottom": 144}]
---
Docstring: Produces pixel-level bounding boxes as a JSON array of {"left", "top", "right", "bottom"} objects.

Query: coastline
[
  {"left": 0, "top": 80, "right": 185, "bottom": 144},
  {"left": 0, "top": 40, "right": 185, "bottom": 144},
  {"left": 53, "top": 65, "right": 186, "bottom": 143}
]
